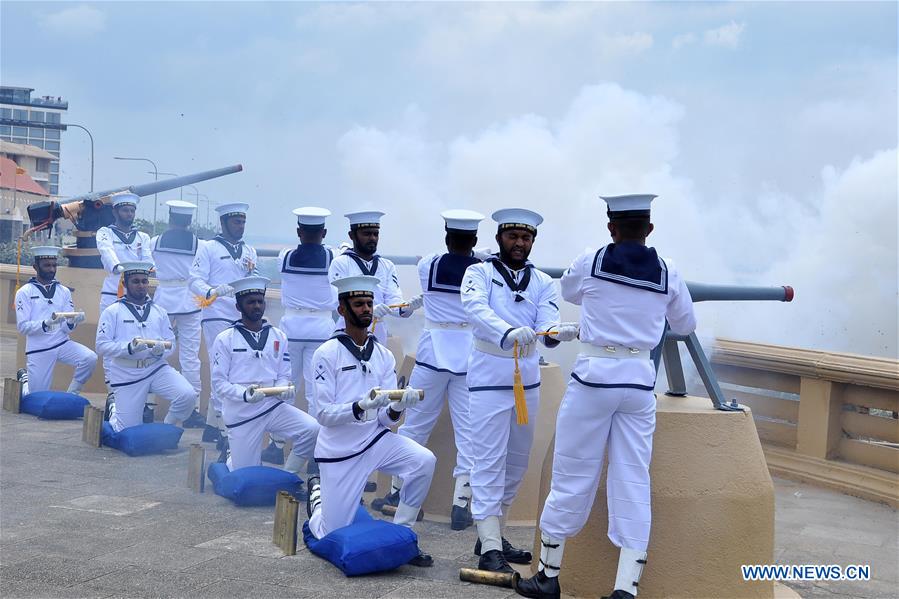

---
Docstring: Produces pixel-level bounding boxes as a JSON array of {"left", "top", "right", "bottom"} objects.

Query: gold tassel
[
  {"left": 194, "top": 294, "right": 217, "bottom": 309},
  {"left": 369, "top": 302, "right": 410, "bottom": 333},
  {"left": 15, "top": 236, "right": 23, "bottom": 296},
  {"left": 513, "top": 340, "right": 528, "bottom": 425},
  {"left": 116, "top": 273, "right": 125, "bottom": 298}
]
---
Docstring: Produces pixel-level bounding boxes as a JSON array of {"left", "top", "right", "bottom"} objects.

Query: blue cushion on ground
[
  {"left": 207, "top": 463, "right": 303, "bottom": 507},
  {"left": 302, "top": 505, "right": 420, "bottom": 576},
  {"left": 101, "top": 422, "right": 183, "bottom": 456},
  {"left": 19, "top": 391, "right": 89, "bottom": 420}
]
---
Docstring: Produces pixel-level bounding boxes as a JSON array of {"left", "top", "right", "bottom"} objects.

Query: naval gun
[{"left": 23, "top": 164, "right": 243, "bottom": 267}]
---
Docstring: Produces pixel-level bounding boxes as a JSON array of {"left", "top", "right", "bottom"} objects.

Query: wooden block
[
  {"left": 187, "top": 444, "right": 206, "bottom": 493},
  {"left": 272, "top": 490, "right": 299, "bottom": 555},
  {"left": 82, "top": 405, "right": 103, "bottom": 448},
  {"left": 2, "top": 378, "right": 21, "bottom": 413}
]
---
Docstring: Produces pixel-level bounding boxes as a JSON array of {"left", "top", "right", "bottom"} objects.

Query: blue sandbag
[
  {"left": 207, "top": 463, "right": 303, "bottom": 507},
  {"left": 303, "top": 505, "right": 420, "bottom": 576},
  {"left": 101, "top": 421, "right": 183, "bottom": 456},
  {"left": 19, "top": 391, "right": 89, "bottom": 420}
]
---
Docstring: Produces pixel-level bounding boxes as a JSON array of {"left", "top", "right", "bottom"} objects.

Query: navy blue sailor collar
[
  {"left": 591, "top": 242, "right": 668, "bottom": 294},
  {"left": 27, "top": 277, "right": 59, "bottom": 299}
]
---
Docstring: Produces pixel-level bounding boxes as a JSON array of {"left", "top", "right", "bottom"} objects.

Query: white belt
[
  {"left": 578, "top": 342, "right": 650, "bottom": 360},
  {"left": 425, "top": 318, "right": 470, "bottom": 331},
  {"left": 284, "top": 307, "right": 334, "bottom": 319},
  {"left": 156, "top": 279, "right": 188, "bottom": 288},
  {"left": 474, "top": 338, "right": 515, "bottom": 358},
  {"left": 114, "top": 356, "right": 162, "bottom": 369}
]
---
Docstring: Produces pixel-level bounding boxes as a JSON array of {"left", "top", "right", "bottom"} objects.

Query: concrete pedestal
[{"left": 532, "top": 395, "right": 775, "bottom": 599}]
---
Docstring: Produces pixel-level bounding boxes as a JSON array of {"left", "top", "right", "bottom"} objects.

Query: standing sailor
[
  {"left": 379, "top": 209, "right": 483, "bottom": 530},
  {"left": 96, "top": 262, "right": 197, "bottom": 432},
  {"left": 211, "top": 276, "right": 319, "bottom": 472},
  {"left": 15, "top": 246, "right": 97, "bottom": 395},
  {"left": 514, "top": 195, "right": 697, "bottom": 599},
  {"left": 328, "top": 211, "right": 415, "bottom": 340},
  {"left": 307, "top": 275, "right": 434, "bottom": 567},
  {"left": 151, "top": 200, "right": 205, "bottom": 428},
  {"left": 188, "top": 202, "right": 258, "bottom": 444},
  {"left": 461, "top": 209, "right": 579, "bottom": 574},
  {"left": 96, "top": 193, "right": 153, "bottom": 312}
]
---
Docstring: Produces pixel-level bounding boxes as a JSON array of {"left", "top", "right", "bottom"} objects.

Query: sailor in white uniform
[
  {"left": 381, "top": 210, "right": 484, "bottom": 530},
  {"left": 188, "top": 202, "right": 258, "bottom": 443},
  {"left": 210, "top": 276, "right": 319, "bottom": 473},
  {"left": 15, "top": 246, "right": 97, "bottom": 395},
  {"left": 514, "top": 195, "right": 697, "bottom": 599},
  {"left": 306, "top": 275, "right": 435, "bottom": 567},
  {"left": 461, "top": 208, "right": 578, "bottom": 574},
  {"left": 96, "top": 262, "right": 197, "bottom": 432},
  {"left": 151, "top": 200, "right": 205, "bottom": 428},
  {"left": 327, "top": 211, "right": 415, "bottom": 340}
]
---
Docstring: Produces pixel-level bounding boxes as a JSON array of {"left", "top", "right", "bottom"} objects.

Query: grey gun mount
[{"left": 25, "top": 164, "right": 243, "bottom": 233}]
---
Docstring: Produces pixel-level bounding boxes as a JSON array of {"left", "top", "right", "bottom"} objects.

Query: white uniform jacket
[
  {"left": 96, "top": 299, "right": 176, "bottom": 384},
  {"left": 310, "top": 333, "right": 400, "bottom": 462},
  {"left": 414, "top": 252, "right": 481, "bottom": 375},
  {"left": 15, "top": 278, "right": 81, "bottom": 352},
  {"left": 210, "top": 320, "right": 292, "bottom": 429},
  {"left": 188, "top": 236, "right": 258, "bottom": 323},
  {"left": 279, "top": 244, "right": 338, "bottom": 339},
  {"left": 96, "top": 225, "right": 153, "bottom": 299},
  {"left": 151, "top": 229, "right": 200, "bottom": 316},
  {"left": 561, "top": 242, "right": 697, "bottom": 389},
  {"left": 328, "top": 250, "right": 409, "bottom": 336}
]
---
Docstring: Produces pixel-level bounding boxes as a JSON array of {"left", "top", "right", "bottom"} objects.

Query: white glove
[
  {"left": 472, "top": 247, "right": 493, "bottom": 261},
  {"left": 357, "top": 388, "right": 390, "bottom": 411},
  {"left": 150, "top": 342, "right": 166, "bottom": 356},
  {"left": 66, "top": 313, "right": 85, "bottom": 326},
  {"left": 278, "top": 386, "right": 296, "bottom": 401},
  {"left": 406, "top": 295, "right": 423, "bottom": 312},
  {"left": 42, "top": 314, "right": 63, "bottom": 331},
  {"left": 128, "top": 339, "right": 149, "bottom": 354},
  {"left": 372, "top": 303, "right": 391, "bottom": 319},
  {"left": 113, "top": 264, "right": 125, "bottom": 274},
  {"left": 389, "top": 386, "right": 421, "bottom": 412},
  {"left": 243, "top": 386, "right": 266, "bottom": 403},
  {"left": 506, "top": 326, "right": 537, "bottom": 357},
  {"left": 212, "top": 284, "right": 234, "bottom": 298},
  {"left": 549, "top": 322, "right": 579, "bottom": 342}
]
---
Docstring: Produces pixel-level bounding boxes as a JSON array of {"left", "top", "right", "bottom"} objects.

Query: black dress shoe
[
  {"left": 407, "top": 550, "right": 433, "bottom": 567},
  {"left": 306, "top": 476, "right": 321, "bottom": 518},
  {"left": 182, "top": 410, "right": 206, "bottom": 429},
  {"left": 474, "top": 537, "right": 532, "bottom": 564},
  {"left": 103, "top": 392, "right": 115, "bottom": 422},
  {"left": 477, "top": 549, "right": 515, "bottom": 574},
  {"left": 371, "top": 490, "right": 400, "bottom": 511},
  {"left": 514, "top": 571, "right": 561, "bottom": 599},
  {"left": 261, "top": 440, "right": 285, "bottom": 465},
  {"left": 143, "top": 404, "right": 155, "bottom": 423},
  {"left": 216, "top": 438, "right": 229, "bottom": 463},
  {"left": 601, "top": 591, "right": 634, "bottom": 599},
  {"left": 364, "top": 480, "right": 377, "bottom": 492},
  {"left": 202, "top": 424, "right": 222, "bottom": 443},
  {"left": 451, "top": 504, "right": 474, "bottom": 530}
]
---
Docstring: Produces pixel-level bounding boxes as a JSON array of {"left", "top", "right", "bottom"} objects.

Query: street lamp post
[
  {"left": 154, "top": 172, "right": 182, "bottom": 202},
  {"left": 63, "top": 123, "right": 94, "bottom": 192},
  {"left": 183, "top": 185, "right": 209, "bottom": 234},
  {"left": 113, "top": 156, "right": 158, "bottom": 223}
]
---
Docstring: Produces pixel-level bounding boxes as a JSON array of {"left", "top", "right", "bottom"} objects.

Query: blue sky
[{"left": 2, "top": 1, "right": 897, "bottom": 355}]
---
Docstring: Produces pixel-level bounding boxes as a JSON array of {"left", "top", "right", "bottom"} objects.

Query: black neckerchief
[
  {"left": 156, "top": 229, "right": 197, "bottom": 254},
  {"left": 28, "top": 277, "right": 58, "bottom": 300},
  {"left": 331, "top": 331, "right": 376, "bottom": 363},
  {"left": 345, "top": 250, "right": 379, "bottom": 276},
  {"left": 110, "top": 225, "right": 138, "bottom": 245},
  {"left": 591, "top": 242, "right": 668, "bottom": 295},
  {"left": 487, "top": 256, "right": 533, "bottom": 300},
  {"left": 214, "top": 235, "right": 244, "bottom": 260},
  {"left": 234, "top": 320, "right": 271, "bottom": 351},
  {"left": 121, "top": 298, "right": 153, "bottom": 323}
]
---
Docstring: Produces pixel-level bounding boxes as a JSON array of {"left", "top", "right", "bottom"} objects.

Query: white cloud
[
  {"left": 39, "top": 5, "right": 106, "bottom": 36},
  {"left": 672, "top": 32, "right": 697, "bottom": 49},
  {"left": 599, "top": 32, "right": 654, "bottom": 56},
  {"left": 703, "top": 20, "right": 745, "bottom": 49}
]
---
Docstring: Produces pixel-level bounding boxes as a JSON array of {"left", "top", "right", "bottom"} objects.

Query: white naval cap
[
  {"left": 111, "top": 192, "right": 140, "bottom": 208},
  {"left": 492, "top": 208, "right": 544, "bottom": 235},
  {"left": 293, "top": 206, "right": 331, "bottom": 227},
  {"left": 119, "top": 261, "right": 154, "bottom": 275},
  {"left": 231, "top": 276, "right": 271, "bottom": 298},
  {"left": 331, "top": 275, "right": 380, "bottom": 297},
  {"left": 601, "top": 194, "right": 657, "bottom": 218},
  {"left": 442, "top": 209, "right": 485, "bottom": 232},
  {"left": 215, "top": 202, "right": 249, "bottom": 218},
  {"left": 31, "top": 246, "right": 61, "bottom": 258},
  {"left": 166, "top": 199, "right": 197, "bottom": 215},
  {"left": 344, "top": 210, "right": 385, "bottom": 229}
]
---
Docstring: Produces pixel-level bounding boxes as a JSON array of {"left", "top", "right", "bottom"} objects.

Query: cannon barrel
[
  {"left": 685, "top": 282, "right": 793, "bottom": 303},
  {"left": 63, "top": 164, "right": 243, "bottom": 205}
]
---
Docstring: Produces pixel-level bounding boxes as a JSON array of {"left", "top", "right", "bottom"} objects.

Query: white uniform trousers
[
  {"left": 169, "top": 312, "right": 202, "bottom": 395},
  {"left": 309, "top": 433, "right": 436, "bottom": 539},
  {"left": 109, "top": 364, "right": 196, "bottom": 432},
  {"left": 398, "top": 365, "right": 473, "bottom": 478},
  {"left": 539, "top": 381, "right": 656, "bottom": 552},
  {"left": 468, "top": 385, "right": 540, "bottom": 520},
  {"left": 26, "top": 340, "right": 97, "bottom": 394},
  {"left": 226, "top": 403, "right": 319, "bottom": 470},
  {"left": 201, "top": 319, "right": 232, "bottom": 422},
  {"left": 288, "top": 340, "right": 323, "bottom": 411},
  {"left": 99, "top": 293, "right": 118, "bottom": 391}
]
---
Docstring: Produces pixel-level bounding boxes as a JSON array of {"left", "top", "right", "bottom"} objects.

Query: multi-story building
[{"left": 0, "top": 86, "right": 67, "bottom": 196}]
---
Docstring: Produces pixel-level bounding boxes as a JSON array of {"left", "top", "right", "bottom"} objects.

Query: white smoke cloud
[
  {"left": 39, "top": 5, "right": 107, "bottom": 36},
  {"left": 703, "top": 20, "right": 745, "bottom": 48}
]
